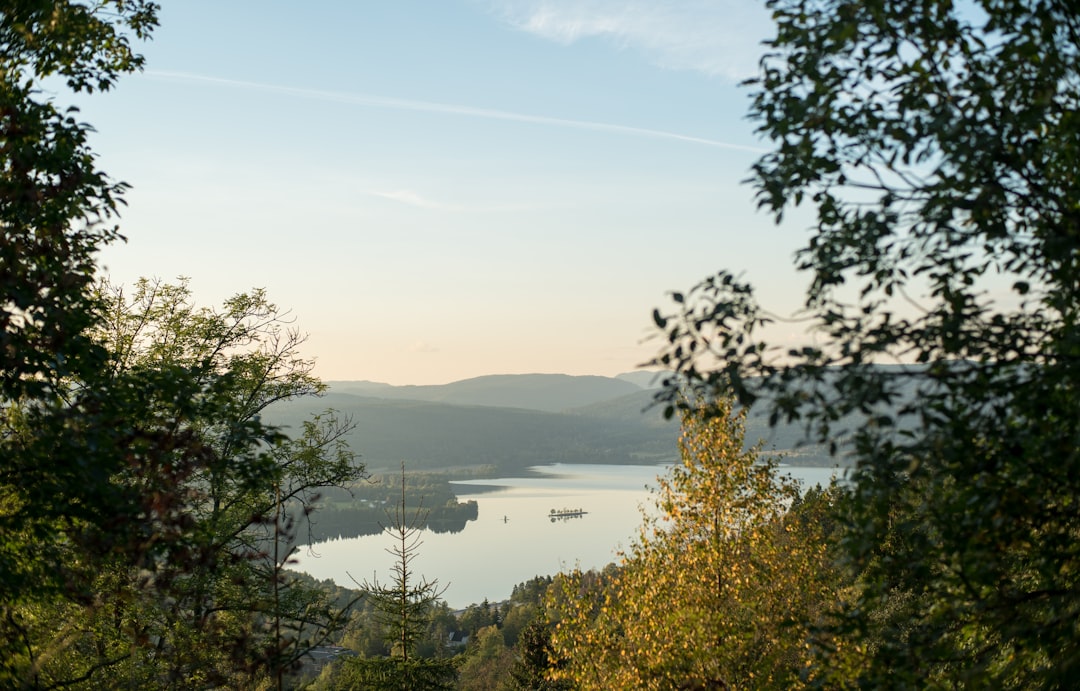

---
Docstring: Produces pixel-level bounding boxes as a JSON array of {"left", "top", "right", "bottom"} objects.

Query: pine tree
[{"left": 338, "top": 464, "right": 457, "bottom": 690}]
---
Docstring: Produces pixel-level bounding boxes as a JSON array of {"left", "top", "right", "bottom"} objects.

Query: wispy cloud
[
  {"left": 145, "top": 70, "right": 765, "bottom": 154},
  {"left": 365, "top": 189, "right": 543, "bottom": 214},
  {"left": 481, "top": 0, "right": 773, "bottom": 81},
  {"left": 367, "top": 189, "right": 447, "bottom": 210}
]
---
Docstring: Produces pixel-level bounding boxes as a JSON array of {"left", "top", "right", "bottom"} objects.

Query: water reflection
[{"left": 291, "top": 463, "right": 843, "bottom": 608}]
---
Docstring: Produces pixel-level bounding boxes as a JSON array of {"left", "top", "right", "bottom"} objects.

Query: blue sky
[{"left": 77, "top": 0, "right": 813, "bottom": 385}]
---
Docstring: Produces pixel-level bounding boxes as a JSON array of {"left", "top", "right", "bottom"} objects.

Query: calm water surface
[{"left": 292, "top": 463, "right": 842, "bottom": 609}]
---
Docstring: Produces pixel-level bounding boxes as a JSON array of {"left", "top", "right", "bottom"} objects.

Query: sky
[{"left": 74, "top": 0, "right": 814, "bottom": 385}]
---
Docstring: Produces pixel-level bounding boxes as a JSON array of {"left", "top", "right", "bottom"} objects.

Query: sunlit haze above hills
[{"left": 78, "top": 0, "right": 816, "bottom": 385}]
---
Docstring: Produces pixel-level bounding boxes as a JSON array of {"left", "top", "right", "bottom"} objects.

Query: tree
[
  {"left": 2, "top": 0, "right": 158, "bottom": 397},
  {"left": 548, "top": 398, "right": 843, "bottom": 689},
  {"left": 338, "top": 464, "right": 457, "bottom": 691},
  {"left": 456, "top": 625, "right": 514, "bottom": 691},
  {"left": 5, "top": 278, "right": 366, "bottom": 688},
  {"left": 505, "top": 617, "right": 573, "bottom": 691},
  {"left": 103, "top": 278, "right": 366, "bottom": 688},
  {"left": 1, "top": 7, "right": 368, "bottom": 687},
  {"left": 652, "top": 1, "right": 1080, "bottom": 686},
  {"left": 1, "top": 0, "right": 161, "bottom": 603}
]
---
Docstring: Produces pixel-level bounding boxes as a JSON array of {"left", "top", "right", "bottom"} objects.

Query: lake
[{"left": 291, "top": 463, "right": 844, "bottom": 609}]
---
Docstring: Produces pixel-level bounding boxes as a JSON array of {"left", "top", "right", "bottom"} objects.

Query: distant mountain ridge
[
  {"left": 326, "top": 372, "right": 655, "bottom": 413},
  {"left": 264, "top": 372, "right": 844, "bottom": 476}
]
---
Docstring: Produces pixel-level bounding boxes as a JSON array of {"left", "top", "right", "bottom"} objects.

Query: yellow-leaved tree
[{"left": 548, "top": 397, "right": 844, "bottom": 690}]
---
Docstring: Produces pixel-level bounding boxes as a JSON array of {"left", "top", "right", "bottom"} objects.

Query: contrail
[{"left": 145, "top": 70, "right": 766, "bottom": 154}]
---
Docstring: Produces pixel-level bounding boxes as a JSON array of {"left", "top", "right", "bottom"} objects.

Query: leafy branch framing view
[{"left": 4, "top": 0, "right": 1079, "bottom": 689}]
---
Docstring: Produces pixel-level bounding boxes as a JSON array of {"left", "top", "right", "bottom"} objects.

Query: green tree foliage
[
  {"left": 548, "top": 399, "right": 843, "bottom": 689},
  {"left": 457, "top": 598, "right": 499, "bottom": 639},
  {"left": 0, "top": 5, "right": 221, "bottom": 684},
  {"left": 4, "top": 279, "right": 366, "bottom": 688},
  {"left": 1, "top": 0, "right": 161, "bottom": 603},
  {"left": 456, "top": 625, "right": 514, "bottom": 691},
  {"left": 1, "top": 0, "right": 158, "bottom": 397},
  {"left": 1, "top": 6, "right": 369, "bottom": 687},
  {"left": 496, "top": 576, "right": 554, "bottom": 650},
  {"left": 505, "top": 618, "right": 572, "bottom": 691},
  {"left": 652, "top": 0, "right": 1080, "bottom": 686}
]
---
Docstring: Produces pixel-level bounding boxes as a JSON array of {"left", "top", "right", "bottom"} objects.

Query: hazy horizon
[{"left": 323, "top": 368, "right": 665, "bottom": 388}]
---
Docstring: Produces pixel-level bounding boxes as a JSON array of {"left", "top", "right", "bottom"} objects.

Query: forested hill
[
  {"left": 265, "top": 373, "right": 842, "bottom": 475},
  {"left": 324, "top": 373, "right": 646, "bottom": 412},
  {"left": 265, "top": 391, "right": 678, "bottom": 476}
]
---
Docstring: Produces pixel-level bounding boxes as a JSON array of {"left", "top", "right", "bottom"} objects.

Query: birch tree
[{"left": 549, "top": 398, "right": 843, "bottom": 690}]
